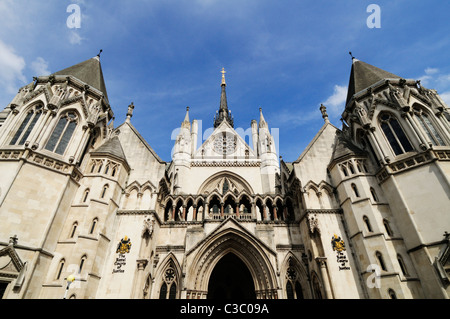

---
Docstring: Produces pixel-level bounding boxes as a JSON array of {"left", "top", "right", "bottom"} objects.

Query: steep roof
[
  {"left": 91, "top": 135, "right": 127, "bottom": 162},
  {"left": 330, "top": 132, "right": 366, "bottom": 163},
  {"left": 52, "top": 56, "right": 108, "bottom": 100},
  {"left": 346, "top": 59, "right": 401, "bottom": 105}
]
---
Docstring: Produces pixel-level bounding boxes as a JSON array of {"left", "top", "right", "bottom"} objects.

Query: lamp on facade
[{"left": 63, "top": 275, "right": 75, "bottom": 299}]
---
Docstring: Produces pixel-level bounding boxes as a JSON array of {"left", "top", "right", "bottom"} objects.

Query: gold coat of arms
[
  {"left": 331, "top": 234, "right": 346, "bottom": 252},
  {"left": 116, "top": 236, "right": 132, "bottom": 254}
]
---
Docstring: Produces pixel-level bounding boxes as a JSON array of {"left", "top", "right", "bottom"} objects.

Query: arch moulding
[{"left": 184, "top": 224, "right": 278, "bottom": 299}]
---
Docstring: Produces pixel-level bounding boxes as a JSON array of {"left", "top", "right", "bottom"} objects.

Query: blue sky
[{"left": 1, "top": 1, "right": 450, "bottom": 162}]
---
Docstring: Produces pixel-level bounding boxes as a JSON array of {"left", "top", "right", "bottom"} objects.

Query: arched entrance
[
  {"left": 207, "top": 253, "right": 256, "bottom": 299},
  {"left": 184, "top": 223, "right": 279, "bottom": 299}
]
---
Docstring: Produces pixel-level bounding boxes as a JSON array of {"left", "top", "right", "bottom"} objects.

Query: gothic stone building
[{"left": 0, "top": 56, "right": 449, "bottom": 299}]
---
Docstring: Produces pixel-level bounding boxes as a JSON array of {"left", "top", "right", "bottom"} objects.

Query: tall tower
[
  {"left": 339, "top": 57, "right": 450, "bottom": 298},
  {"left": 0, "top": 54, "right": 114, "bottom": 299}
]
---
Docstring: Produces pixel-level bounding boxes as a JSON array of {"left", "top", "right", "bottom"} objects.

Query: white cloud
[
  {"left": 0, "top": 39, "right": 26, "bottom": 94},
  {"left": 69, "top": 31, "right": 84, "bottom": 45},
  {"left": 322, "top": 85, "right": 347, "bottom": 118},
  {"left": 31, "top": 57, "right": 50, "bottom": 76},
  {"left": 425, "top": 67, "right": 439, "bottom": 75},
  {"left": 439, "top": 92, "right": 450, "bottom": 107}
]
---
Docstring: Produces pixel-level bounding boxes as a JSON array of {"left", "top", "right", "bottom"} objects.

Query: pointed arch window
[
  {"left": 349, "top": 163, "right": 355, "bottom": 174},
  {"left": 379, "top": 113, "right": 413, "bottom": 155},
  {"left": 90, "top": 161, "right": 96, "bottom": 173},
  {"left": 89, "top": 218, "right": 98, "bottom": 234},
  {"left": 159, "top": 282, "right": 168, "bottom": 299},
  {"left": 78, "top": 255, "right": 87, "bottom": 274},
  {"left": 397, "top": 254, "right": 409, "bottom": 276},
  {"left": 159, "top": 264, "right": 177, "bottom": 299},
  {"left": 70, "top": 222, "right": 78, "bottom": 238},
  {"left": 101, "top": 184, "right": 109, "bottom": 199},
  {"left": 285, "top": 261, "right": 304, "bottom": 299},
  {"left": 45, "top": 111, "right": 78, "bottom": 155},
  {"left": 383, "top": 219, "right": 393, "bottom": 236},
  {"left": 10, "top": 104, "right": 43, "bottom": 145},
  {"left": 413, "top": 107, "right": 445, "bottom": 146},
  {"left": 376, "top": 251, "right": 387, "bottom": 271},
  {"left": 363, "top": 216, "right": 373, "bottom": 232},
  {"left": 370, "top": 187, "right": 378, "bottom": 202},
  {"left": 222, "top": 179, "right": 229, "bottom": 194},
  {"left": 82, "top": 189, "right": 90, "bottom": 203},
  {"left": 351, "top": 183, "right": 360, "bottom": 198},
  {"left": 56, "top": 259, "right": 65, "bottom": 280}
]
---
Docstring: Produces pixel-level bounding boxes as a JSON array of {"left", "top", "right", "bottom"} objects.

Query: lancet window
[
  {"left": 159, "top": 263, "right": 177, "bottom": 299},
  {"left": 379, "top": 112, "right": 413, "bottom": 156},
  {"left": 413, "top": 106, "right": 445, "bottom": 146},
  {"left": 45, "top": 111, "right": 78, "bottom": 155},
  {"left": 10, "top": 104, "right": 43, "bottom": 146}
]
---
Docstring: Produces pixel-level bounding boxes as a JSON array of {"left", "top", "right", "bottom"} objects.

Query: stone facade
[{"left": 0, "top": 56, "right": 449, "bottom": 299}]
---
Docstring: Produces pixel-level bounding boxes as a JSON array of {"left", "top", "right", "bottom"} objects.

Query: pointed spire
[
  {"left": 214, "top": 68, "right": 234, "bottom": 128},
  {"left": 259, "top": 107, "right": 268, "bottom": 129},
  {"left": 52, "top": 55, "right": 108, "bottom": 100},
  {"left": 181, "top": 106, "right": 191, "bottom": 129},
  {"left": 346, "top": 58, "right": 401, "bottom": 106}
]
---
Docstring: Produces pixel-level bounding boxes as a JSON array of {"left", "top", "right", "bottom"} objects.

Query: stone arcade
[{"left": 0, "top": 56, "right": 449, "bottom": 299}]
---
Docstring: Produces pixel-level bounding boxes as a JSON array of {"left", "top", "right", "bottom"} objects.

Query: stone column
[
  {"left": 316, "top": 257, "right": 334, "bottom": 299},
  {"left": 193, "top": 205, "right": 197, "bottom": 221},
  {"left": 182, "top": 205, "right": 186, "bottom": 221},
  {"left": 171, "top": 205, "right": 176, "bottom": 221},
  {"left": 133, "top": 259, "right": 149, "bottom": 298}
]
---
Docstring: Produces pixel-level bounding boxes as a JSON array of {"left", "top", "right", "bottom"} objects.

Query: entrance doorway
[{"left": 207, "top": 253, "right": 256, "bottom": 299}]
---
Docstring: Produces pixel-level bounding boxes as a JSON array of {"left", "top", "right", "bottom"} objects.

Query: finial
[
  {"left": 9, "top": 235, "right": 18, "bottom": 246},
  {"left": 221, "top": 68, "right": 226, "bottom": 85},
  {"left": 126, "top": 102, "right": 134, "bottom": 122},
  {"left": 320, "top": 104, "right": 329, "bottom": 123},
  {"left": 97, "top": 49, "right": 103, "bottom": 58},
  {"left": 349, "top": 51, "right": 354, "bottom": 60},
  {"left": 186, "top": 106, "right": 189, "bottom": 112}
]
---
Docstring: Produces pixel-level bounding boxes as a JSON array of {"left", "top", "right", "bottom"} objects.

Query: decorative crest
[
  {"left": 116, "top": 236, "right": 132, "bottom": 254},
  {"left": 331, "top": 234, "right": 346, "bottom": 252}
]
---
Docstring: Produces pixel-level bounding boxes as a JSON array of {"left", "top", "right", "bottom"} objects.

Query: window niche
[
  {"left": 379, "top": 112, "right": 413, "bottom": 156},
  {"left": 10, "top": 104, "right": 43, "bottom": 146},
  {"left": 45, "top": 111, "right": 78, "bottom": 155}
]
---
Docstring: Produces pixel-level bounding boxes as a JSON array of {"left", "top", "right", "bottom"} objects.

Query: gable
[
  {"left": 193, "top": 120, "right": 256, "bottom": 160},
  {"left": 293, "top": 123, "right": 339, "bottom": 184},
  {"left": 0, "top": 245, "right": 25, "bottom": 276}
]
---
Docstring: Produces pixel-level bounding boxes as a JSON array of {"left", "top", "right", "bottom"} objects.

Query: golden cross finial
[{"left": 221, "top": 68, "right": 226, "bottom": 85}]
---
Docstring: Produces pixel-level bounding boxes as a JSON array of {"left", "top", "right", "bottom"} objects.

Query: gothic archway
[
  {"left": 207, "top": 253, "right": 256, "bottom": 299},
  {"left": 185, "top": 225, "right": 278, "bottom": 299}
]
